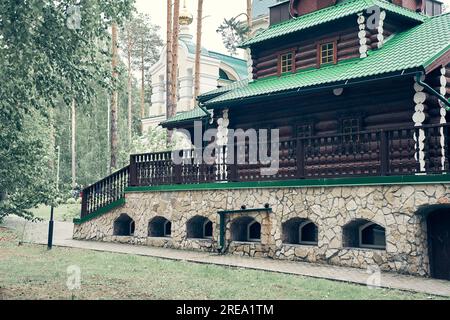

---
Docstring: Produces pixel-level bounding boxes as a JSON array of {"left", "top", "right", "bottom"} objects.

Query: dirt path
[{"left": 1, "top": 216, "right": 73, "bottom": 244}]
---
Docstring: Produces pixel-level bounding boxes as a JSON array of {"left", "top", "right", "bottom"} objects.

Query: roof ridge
[{"left": 242, "top": 0, "right": 426, "bottom": 47}]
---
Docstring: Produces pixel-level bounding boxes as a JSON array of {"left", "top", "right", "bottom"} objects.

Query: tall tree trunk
[
  {"left": 194, "top": 0, "right": 203, "bottom": 100},
  {"left": 127, "top": 28, "right": 133, "bottom": 145},
  {"left": 246, "top": 0, "right": 252, "bottom": 32},
  {"left": 140, "top": 39, "right": 145, "bottom": 121},
  {"left": 170, "top": 0, "right": 180, "bottom": 120},
  {"left": 166, "top": 0, "right": 173, "bottom": 143},
  {"left": 110, "top": 22, "right": 119, "bottom": 172},
  {"left": 71, "top": 99, "right": 76, "bottom": 188}
]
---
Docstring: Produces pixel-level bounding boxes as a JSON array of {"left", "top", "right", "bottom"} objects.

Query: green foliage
[
  {"left": 54, "top": 59, "right": 142, "bottom": 189},
  {"left": 0, "top": 0, "right": 135, "bottom": 220},
  {"left": 120, "top": 13, "right": 163, "bottom": 74},
  {"left": 0, "top": 110, "right": 56, "bottom": 221},
  {"left": 129, "top": 127, "right": 173, "bottom": 155},
  {"left": 216, "top": 17, "right": 249, "bottom": 56}
]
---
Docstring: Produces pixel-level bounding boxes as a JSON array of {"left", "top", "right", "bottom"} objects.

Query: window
[
  {"left": 248, "top": 221, "right": 261, "bottom": 241},
  {"left": 113, "top": 214, "right": 135, "bottom": 237},
  {"left": 231, "top": 217, "right": 261, "bottom": 242},
  {"left": 279, "top": 52, "right": 294, "bottom": 74},
  {"left": 299, "top": 221, "right": 318, "bottom": 245},
  {"left": 186, "top": 215, "right": 213, "bottom": 239},
  {"left": 360, "top": 223, "right": 386, "bottom": 249},
  {"left": 341, "top": 117, "right": 361, "bottom": 142},
  {"left": 343, "top": 219, "right": 386, "bottom": 250},
  {"left": 148, "top": 216, "right": 172, "bottom": 237},
  {"left": 282, "top": 218, "right": 318, "bottom": 246},
  {"left": 342, "top": 118, "right": 360, "bottom": 135},
  {"left": 296, "top": 123, "right": 314, "bottom": 138},
  {"left": 319, "top": 42, "right": 336, "bottom": 65},
  {"left": 204, "top": 220, "right": 213, "bottom": 238},
  {"left": 424, "top": 0, "right": 442, "bottom": 16}
]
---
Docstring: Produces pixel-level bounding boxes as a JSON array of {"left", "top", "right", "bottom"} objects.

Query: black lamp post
[
  {"left": 48, "top": 145, "right": 60, "bottom": 250},
  {"left": 47, "top": 206, "right": 54, "bottom": 250}
]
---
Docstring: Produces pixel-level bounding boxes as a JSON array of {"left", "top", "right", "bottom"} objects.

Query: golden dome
[{"left": 179, "top": 1, "right": 193, "bottom": 26}]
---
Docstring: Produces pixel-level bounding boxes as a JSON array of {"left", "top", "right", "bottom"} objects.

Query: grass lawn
[
  {"left": 0, "top": 228, "right": 445, "bottom": 300},
  {"left": 30, "top": 204, "right": 80, "bottom": 222}
]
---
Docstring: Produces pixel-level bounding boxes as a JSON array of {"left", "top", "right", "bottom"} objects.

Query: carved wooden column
[
  {"left": 439, "top": 66, "right": 448, "bottom": 170},
  {"left": 413, "top": 75, "right": 427, "bottom": 173},
  {"left": 216, "top": 109, "right": 230, "bottom": 181},
  {"left": 357, "top": 13, "right": 369, "bottom": 58}
]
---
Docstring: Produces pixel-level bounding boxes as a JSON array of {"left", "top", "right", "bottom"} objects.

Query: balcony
[{"left": 81, "top": 123, "right": 450, "bottom": 219}]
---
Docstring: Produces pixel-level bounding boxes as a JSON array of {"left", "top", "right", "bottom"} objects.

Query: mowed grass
[
  {"left": 0, "top": 228, "right": 445, "bottom": 300},
  {"left": 30, "top": 204, "right": 80, "bottom": 222}
]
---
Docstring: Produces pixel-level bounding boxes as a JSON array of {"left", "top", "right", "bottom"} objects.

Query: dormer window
[
  {"left": 279, "top": 51, "right": 295, "bottom": 75},
  {"left": 319, "top": 42, "right": 336, "bottom": 66}
]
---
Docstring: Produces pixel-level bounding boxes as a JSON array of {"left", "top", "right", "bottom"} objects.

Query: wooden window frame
[
  {"left": 298, "top": 221, "right": 318, "bottom": 246},
  {"left": 247, "top": 220, "right": 262, "bottom": 242},
  {"left": 278, "top": 48, "right": 296, "bottom": 75},
  {"left": 316, "top": 40, "right": 337, "bottom": 67},
  {"left": 295, "top": 122, "right": 315, "bottom": 138},
  {"left": 359, "top": 222, "right": 386, "bottom": 250},
  {"left": 340, "top": 116, "right": 362, "bottom": 143}
]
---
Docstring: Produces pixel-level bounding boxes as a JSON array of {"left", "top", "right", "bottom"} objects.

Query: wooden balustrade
[
  {"left": 81, "top": 124, "right": 450, "bottom": 220},
  {"left": 80, "top": 166, "right": 129, "bottom": 218}
]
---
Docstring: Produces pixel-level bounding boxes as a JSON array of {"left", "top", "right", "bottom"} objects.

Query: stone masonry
[{"left": 73, "top": 183, "right": 450, "bottom": 277}]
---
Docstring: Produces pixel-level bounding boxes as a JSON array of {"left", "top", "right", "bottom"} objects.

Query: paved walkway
[{"left": 2, "top": 216, "right": 450, "bottom": 297}]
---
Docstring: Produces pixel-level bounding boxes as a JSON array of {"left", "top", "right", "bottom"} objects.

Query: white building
[
  {"left": 251, "top": 0, "right": 283, "bottom": 35},
  {"left": 142, "top": 15, "right": 248, "bottom": 131}
]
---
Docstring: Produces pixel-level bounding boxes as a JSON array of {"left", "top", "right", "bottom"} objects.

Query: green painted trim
[
  {"left": 73, "top": 198, "right": 126, "bottom": 225},
  {"left": 125, "top": 174, "right": 450, "bottom": 193}
]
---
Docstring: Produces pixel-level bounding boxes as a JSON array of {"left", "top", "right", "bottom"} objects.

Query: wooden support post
[
  {"left": 229, "top": 144, "right": 239, "bottom": 182},
  {"left": 296, "top": 139, "right": 305, "bottom": 179},
  {"left": 380, "top": 130, "right": 390, "bottom": 176},
  {"left": 129, "top": 155, "right": 138, "bottom": 187},
  {"left": 173, "top": 163, "right": 182, "bottom": 184}
]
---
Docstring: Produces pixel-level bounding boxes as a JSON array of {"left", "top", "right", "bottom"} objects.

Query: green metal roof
[
  {"left": 198, "top": 79, "right": 249, "bottom": 102},
  {"left": 208, "top": 51, "right": 248, "bottom": 80},
  {"left": 241, "top": 0, "right": 427, "bottom": 47},
  {"left": 205, "top": 12, "right": 450, "bottom": 107},
  {"left": 161, "top": 108, "right": 207, "bottom": 126}
]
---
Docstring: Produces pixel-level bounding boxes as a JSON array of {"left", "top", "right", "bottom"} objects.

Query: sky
[
  {"left": 135, "top": 0, "right": 248, "bottom": 55},
  {"left": 135, "top": 0, "right": 450, "bottom": 57}
]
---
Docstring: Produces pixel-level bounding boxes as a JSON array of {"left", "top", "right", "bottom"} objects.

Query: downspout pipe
[{"left": 415, "top": 72, "right": 450, "bottom": 110}]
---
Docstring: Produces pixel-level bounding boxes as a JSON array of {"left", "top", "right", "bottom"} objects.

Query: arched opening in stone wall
[
  {"left": 113, "top": 214, "right": 135, "bottom": 236},
  {"left": 282, "top": 218, "right": 318, "bottom": 245},
  {"left": 186, "top": 215, "right": 213, "bottom": 239},
  {"left": 230, "top": 217, "right": 261, "bottom": 242},
  {"left": 343, "top": 219, "right": 386, "bottom": 250},
  {"left": 148, "top": 216, "right": 172, "bottom": 238}
]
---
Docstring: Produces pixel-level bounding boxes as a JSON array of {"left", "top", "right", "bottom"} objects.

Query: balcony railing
[{"left": 81, "top": 123, "right": 450, "bottom": 218}]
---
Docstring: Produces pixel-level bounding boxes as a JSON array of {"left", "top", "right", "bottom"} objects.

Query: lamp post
[{"left": 48, "top": 145, "right": 60, "bottom": 250}]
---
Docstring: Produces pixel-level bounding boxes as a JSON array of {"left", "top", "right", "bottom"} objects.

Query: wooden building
[{"left": 75, "top": 0, "right": 450, "bottom": 280}]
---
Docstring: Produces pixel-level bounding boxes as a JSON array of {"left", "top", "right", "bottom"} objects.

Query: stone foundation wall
[{"left": 73, "top": 183, "right": 450, "bottom": 276}]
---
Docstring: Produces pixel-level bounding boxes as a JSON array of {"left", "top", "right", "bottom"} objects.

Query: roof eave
[{"left": 205, "top": 68, "right": 423, "bottom": 110}]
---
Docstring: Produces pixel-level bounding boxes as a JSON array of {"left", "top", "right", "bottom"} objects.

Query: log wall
[{"left": 251, "top": 21, "right": 361, "bottom": 80}]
